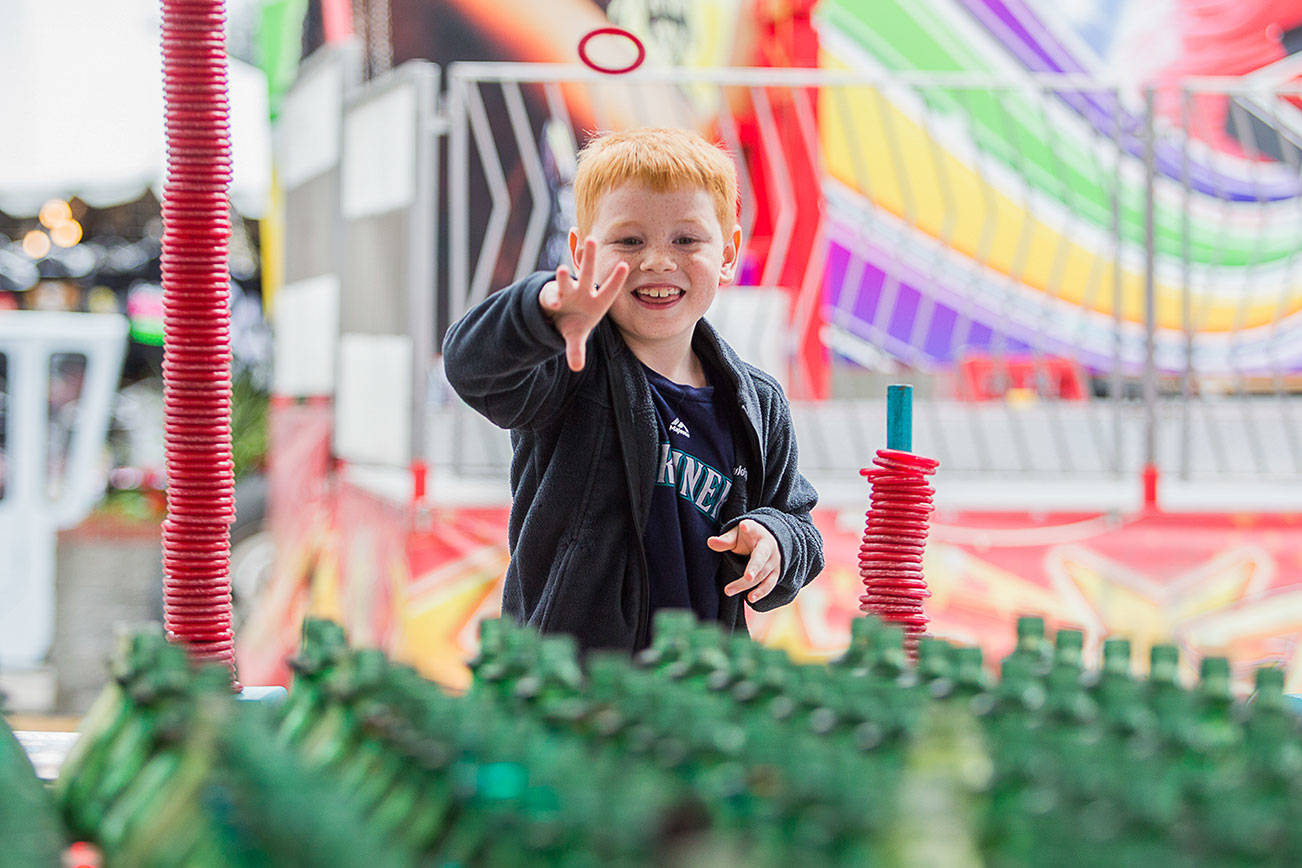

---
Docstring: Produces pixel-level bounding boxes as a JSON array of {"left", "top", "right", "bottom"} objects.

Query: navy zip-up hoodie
[{"left": 443, "top": 272, "right": 824, "bottom": 652}]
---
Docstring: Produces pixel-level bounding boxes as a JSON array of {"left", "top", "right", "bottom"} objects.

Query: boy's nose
[{"left": 639, "top": 246, "right": 677, "bottom": 271}]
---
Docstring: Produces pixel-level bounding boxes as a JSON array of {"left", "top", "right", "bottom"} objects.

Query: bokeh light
[
  {"left": 50, "top": 219, "right": 83, "bottom": 248},
  {"left": 38, "top": 198, "right": 72, "bottom": 229},
  {"left": 22, "top": 229, "right": 51, "bottom": 259}
]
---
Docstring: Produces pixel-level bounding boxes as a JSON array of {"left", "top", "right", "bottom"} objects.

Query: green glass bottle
[
  {"left": 1044, "top": 628, "right": 1095, "bottom": 731},
  {"left": 0, "top": 708, "right": 65, "bottom": 865},
  {"left": 836, "top": 615, "right": 882, "bottom": 675},
  {"left": 71, "top": 639, "right": 195, "bottom": 834},
  {"left": 99, "top": 664, "right": 232, "bottom": 866},
  {"left": 514, "top": 634, "right": 586, "bottom": 726},
  {"left": 916, "top": 635, "right": 954, "bottom": 687},
  {"left": 662, "top": 621, "right": 730, "bottom": 688},
  {"left": 1191, "top": 656, "right": 1240, "bottom": 756},
  {"left": 56, "top": 629, "right": 174, "bottom": 831},
  {"left": 866, "top": 623, "right": 910, "bottom": 686},
  {"left": 1009, "top": 615, "right": 1052, "bottom": 679},
  {"left": 635, "top": 609, "right": 697, "bottom": 670},
  {"left": 975, "top": 653, "right": 1044, "bottom": 866},
  {"left": 951, "top": 646, "right": 990, "bottom": 701},
  {"left": 278, "top": 617, "right": 349, "bottom": 748},
  {"left": 1242, "top": 666, "right": 1302, "bottom": 772},
  {"left": 1240, "top": 667, "right": 1302, "bottom": 864},
  {"left": 296, "top": 648, "right": 389, "bottom": 773},
  {"left": 1146, "top": 643, "right": 1191, "bottom": 744},
  {"left": 468, "top": 616, "right": 511, "bottom": 695}
]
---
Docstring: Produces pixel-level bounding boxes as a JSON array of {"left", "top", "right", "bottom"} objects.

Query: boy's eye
[
  {"left": 675, "top": 236, "right": 700, "bottom": 245},
  {"left": 614, "top": 237, "right": 642, "bottom": 246}
]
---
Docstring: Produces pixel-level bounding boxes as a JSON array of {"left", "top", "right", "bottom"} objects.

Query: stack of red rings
[
  {"left": 160, "top": 0, "right": 238, "bottom": 685},
  {"left": 858, "top": 448, "right": 940, "bottom": 659}
]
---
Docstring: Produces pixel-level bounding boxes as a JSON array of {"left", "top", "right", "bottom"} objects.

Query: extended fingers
[
  {"left": 723, "top": 557, "right": 778, "bottom": 601},
  {"left": 596, "top": 260, "right": 630, "bottom": 300},
  {"left": 577, "top": 238, "right": 597, "bottom": 293},
  {"left": 745, "top": 570, "right": 780, "bottom": 604},
  {"left": 723, "top": 546, "right": 779, "bottom": 599},
  {"left": 720, "top": 521, "right": 781, "bottom": 603},
  {"left": 554, "top": 264, "right": 576, "bottom": 292}
]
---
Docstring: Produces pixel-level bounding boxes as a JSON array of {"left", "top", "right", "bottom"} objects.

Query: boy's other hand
[
  {"left": 540, "top": 238, "right": 630, "bottom": 372},
  {"left": 710, "top": 519, "right": 781, "bottom": 604}
]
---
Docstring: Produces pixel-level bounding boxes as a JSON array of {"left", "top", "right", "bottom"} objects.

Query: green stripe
[{"left": 820, "top": 0, "right": 1299, "bottom": 269}]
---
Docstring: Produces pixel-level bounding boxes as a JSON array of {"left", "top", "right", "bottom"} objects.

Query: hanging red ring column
[{"left": 160, "top": 0, "right": 238, "bottom": 684}]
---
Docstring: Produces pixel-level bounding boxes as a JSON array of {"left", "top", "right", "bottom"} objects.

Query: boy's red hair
[{"left": 573, "top": 128, "right": 739, "bottom": 236}]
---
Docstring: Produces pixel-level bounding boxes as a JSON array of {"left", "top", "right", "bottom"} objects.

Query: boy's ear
[
  {"left": 719, "top": 224, "right": 742, "bottom": 283},
  {"left": 568, "top": 228, "right": 582, "bottom": 269}
]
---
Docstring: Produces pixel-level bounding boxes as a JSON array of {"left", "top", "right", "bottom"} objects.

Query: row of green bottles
[
  {"left": 471, "top": 614, "right": 962, "bottom": 866},
  {"left": 973, "top": 619, "right": 1302, "bottom": 865},
  {"left": 49, "top": 611, "right": 1302, "bottom": 866},
  {"left": 56, "top": 629, "right": 201, "bottom": 840},
  {"left": 467, "top": 611, "right": 1302, "bottom": 866},
  {"left": 54, "top": 627, "right": 401, "bottom": 867},
  {"left": 280, "top": 619, "right": 709, "bottom": 866}
]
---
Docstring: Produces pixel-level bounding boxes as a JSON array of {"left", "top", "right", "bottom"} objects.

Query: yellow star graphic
[
  {"left": 391, "top": 545, "right": 507, "bottom": 692},
  {"left": 1047, "top": 544, "right": 1296, "bottom": 685}
]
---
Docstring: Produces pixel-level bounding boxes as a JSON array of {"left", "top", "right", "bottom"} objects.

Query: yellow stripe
[{"left": 817, "top": 52, "right": 1302, "bottom": 332}]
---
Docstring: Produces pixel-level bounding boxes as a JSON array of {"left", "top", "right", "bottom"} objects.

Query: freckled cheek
[{"left": 598, "top": 252, "right": 634, "bottom": 274}]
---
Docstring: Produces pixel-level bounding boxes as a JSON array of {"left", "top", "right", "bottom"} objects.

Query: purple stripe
[
  {"left": 822, "top": 235, "right": 1118, "bottom": 369},
  {"left": 956, "top": 0, "right": 1300, "bottom": 201},
  {"left": 963, "top": 0, "right": 1076, "bottom": 74},
  {"left": 888, "top": 285, "right": 921, "bottom": 344}
]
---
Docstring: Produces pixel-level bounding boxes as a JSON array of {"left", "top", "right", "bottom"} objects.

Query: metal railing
[{"left": 431, "top": 64, "right": 1302, "bottom": 486}]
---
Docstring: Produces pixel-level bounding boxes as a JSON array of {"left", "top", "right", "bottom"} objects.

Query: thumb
[{"left": 707, "top": 526, "right": 739, "bottom": 551}]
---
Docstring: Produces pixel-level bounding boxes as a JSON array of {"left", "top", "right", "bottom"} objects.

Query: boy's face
[{"left": 570, "top": 182, "right": 740, "bottom": 361}]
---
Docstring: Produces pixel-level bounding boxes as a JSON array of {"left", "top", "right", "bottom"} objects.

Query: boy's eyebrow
[{"left": 604, "top": 216, "right": 712, "bottom": 233}]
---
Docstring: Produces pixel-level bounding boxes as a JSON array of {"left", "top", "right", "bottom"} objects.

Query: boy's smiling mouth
[{"left": 633, "top": 284, "right": 684, "bottom": 305}]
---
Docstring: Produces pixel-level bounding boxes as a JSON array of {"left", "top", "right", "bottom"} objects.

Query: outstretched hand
[
  {"left": 539, "top": 238, "right": 630, "bottom": 372},
  {"left": 708, "top": 519, "right": 781, "bottom": 604}
]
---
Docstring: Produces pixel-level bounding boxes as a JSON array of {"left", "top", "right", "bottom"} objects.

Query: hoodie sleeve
[
  {"left": 442, "top": 271, "right": 590, "bottom": 430},
  {"left": 728, "top": 380, "right": 824, "bottom": 612}
]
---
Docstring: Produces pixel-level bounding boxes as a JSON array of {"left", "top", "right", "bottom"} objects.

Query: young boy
[{"left": 443, "top": 127, "right": 823, "bottom": 652}]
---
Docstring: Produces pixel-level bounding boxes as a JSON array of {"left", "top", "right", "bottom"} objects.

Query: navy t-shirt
[{"left": 642, "top": 364, "right": 736, "bottom": 622}]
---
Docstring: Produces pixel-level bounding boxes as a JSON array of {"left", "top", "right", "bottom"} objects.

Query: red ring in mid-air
[{"left": 578, "top": 27, "right": 647, "bottom": 75}]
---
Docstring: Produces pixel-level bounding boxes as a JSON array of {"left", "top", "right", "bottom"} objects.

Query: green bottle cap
[
  {"left": 1199, "top": 656, "right": 1230, "bottom": 681},
  {"left": 1101, "top": 638, "right": 1131, "bottom": 674},
  {"left": 1052, "top": 629, "right": 1085, "bottom": 671},
  {"left": 652, "top": 609, "right": 697, "bottom": 636},
  {"left": 1197, "top": 656, "right": 1233, "bottom": 703},
  {"left": 850, "top": 616, "right": 881, "bottom": 643},
  {"left": 1016, "top": 616, "right": 1045, "bottom": 640},
  {"left": 477, "top": 617, "right": 505, "bottom": 647},
  {"left": 916, "top": 636, "right": 949, "bottom": 677},
  {"left": 1054, "top": 629, "right": 1083, "bottom": 652},
  {"left": 1254, "top": 666, "right": 1285, "bottom": 695},
  {"left": 1149, "top": 644, "right": 1180, "bottom": 682}
]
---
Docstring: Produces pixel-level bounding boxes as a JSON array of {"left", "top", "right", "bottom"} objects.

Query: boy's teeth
[{"left": 636, "top": 287, "right": 682, "bottom": 299}]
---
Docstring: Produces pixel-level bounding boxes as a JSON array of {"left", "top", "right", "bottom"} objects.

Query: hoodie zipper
[{"left": 608, "top": 342, "right": 654, "bottom": 651}]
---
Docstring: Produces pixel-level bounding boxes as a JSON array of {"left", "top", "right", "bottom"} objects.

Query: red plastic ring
[{"left": 578, "top": 27, "right": 646, "bottom": 75}]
